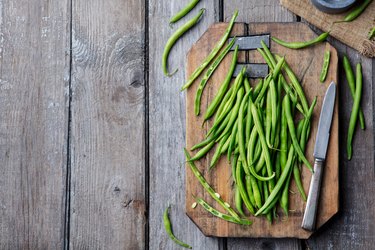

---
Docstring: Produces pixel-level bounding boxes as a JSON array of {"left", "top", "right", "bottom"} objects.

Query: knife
[{"left": 302, "top": 82, "right": 336, "bottom": 231}]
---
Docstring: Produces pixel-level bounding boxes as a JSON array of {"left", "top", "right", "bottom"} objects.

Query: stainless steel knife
[{"left": 302, "top": 82, "right": 336, "bottom": 231}]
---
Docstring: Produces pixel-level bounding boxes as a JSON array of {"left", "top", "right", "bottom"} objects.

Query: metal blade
[
  {"left": 233, "top": 64, "right": 269, "bottom": 78},
  {"left": 314, "top": 82, "right": 336, "bottom": 160},
  {"left": 229, "top": 35, "right": 270, "bottom": 50}
]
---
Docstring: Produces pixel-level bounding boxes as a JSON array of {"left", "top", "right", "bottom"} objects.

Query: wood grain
[
  {"left": 0, "top": 0, "right": 69, "bottom": 248},
  {"left": 281, "top": 0, "right": 375, "bottom": 57},
  {"left": 69, "top": 0, "right": 146, "bottom": 248},
  {"left": 186, "top": 22, "right": 339, "bottom": 238},
  {"left": 148, "top": 0, "right": 224, "bottom": 249}
]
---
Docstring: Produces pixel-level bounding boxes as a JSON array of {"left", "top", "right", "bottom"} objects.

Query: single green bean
[
  {"left": 195, "top": 38, "right": 236, "bottom": 115},
  {"left": 195, "top": 197, "right": 252, "bottom": 225},
  {"left": 210, "top": 133, "right": 229, "bottom": 169},
  {"left": 344, "top": 0, "right": 372, "bottom": 22},
  {"left": 347, "top": 63, "right": 363, "bottom": 160},
  {"left": 189, "top": 140, "right": 215, "bottom": 162},
  {"left": 245, "top": 175, "right": 257, "bottom": 208},
  {"left": 284, "top": 95, "right": 313, "bottom": 172},
  {"left": 293, "top": 164, "right": 307, "bottom": 201},
  {"left": 184, "top": 149, "right": 241, "bottom": 220},
  {"left": 191, "top": 135, "right": 215, "bottom": 151},
  {"left": 343, "top": 55, "right": 365, "bottom": 130},
  {"left": 320, "top": 50, "right": 331, "bottom": 83},
  {"left": 272, "top": 32, "right": 329, "bottom": 49},
  {"left": 169, "top": 0, "right": 201, "bottom": 24},
  {"left": 244, "top": 76, "right": 251, "bottom": 93},
  {"left": 235, "top": 185, "right": 246, "bottom": 217},
  {"left": 231, "top": 154, "right": 239, "bottom": 184},
  {"left": 181, "top": 10, "right": 238, "bottom": 90},
  {"left": 163, "top": 9, "right": 205, "bottom": 76},
  {"left": 164, "top": 206, "right": 192, "bottom": 249},
  {"left": 250, "top": 174, "right": 262, "bottom": 208}
]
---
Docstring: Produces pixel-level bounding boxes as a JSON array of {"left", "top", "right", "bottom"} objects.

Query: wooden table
[{"left": 0, "top": 0, "right": 373, "bottom": 249}]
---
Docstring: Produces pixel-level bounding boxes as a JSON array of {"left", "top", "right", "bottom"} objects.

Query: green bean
[
  {"left": 244, "top": 76, "right": 251, "bottom": 93},
  {"left": 275, "top": 152, "right": 281, "bottom": 180},
  {"left": 255, "top": 144, "right": 295, "bottom": 216},
  {"left": 189, "top": 140, "right": 215, "bottom": 162},
  {"left": 293, "top": 164, "right": 307, "bottom": 201},
  {"left": 250, "top": 99, "right": 276, "bottom": 185},
  {"left": 272, "top": 56, "right": 285, "bottom": 80},
  {"left": 276, "top": 55, "right": 309, "bottom": 114},
  {"left": 206, "top": 106, "right": 233, "bottom": 138},
  {"left": 347, "top": 63, "right": 363, "bottom": 160},
  {"left": 253, "top": 79, "right": 263, "bottom": 99},
  {"left": 369, "top": 26, "right": 375, "bottom": 39},
  {"left": 270, "top": 79, "right": 278, "bottom": 146},
  {"left": 247, "top": 127, "right": 258, "bottom": 166},
  {"left": 262, "top": 180, "right": 273, "bottom": 223},
  {"left": 250, "top": 174, "right": 262, "bottom": 208},
  {"left": 235, "top": 185, "right": 246, "bottom": 217},
  {"left": 169, "top": 0, "right": 201, "bottom": 24},
  {"left": 272, "top": 32, "right": 329, "bottom": 49},
  {"left": 280, "top": 106, "right": 288, "bottom": 169},
  {"left": 260, "top": 41, "right": 276, "bottom": 67},
  {"left": 343, "top": 55, "right": 365, "bottom": 130},
  {"left": 231, "top": 154, "right": 239, "bottom": 184},
  {"left": 299, "top": 97, "right": 317, "bottom": 160},
  {"left": 255, "top": 75, "right": 271, "bottom": 104},
  {"left": 265, "top": 88, "right": 272, "bottom": 147},
  {"left": 284, "top": 95, "right": 313, "bottom": 172},
  {"left": 228, "top": 120, "right": 239, "bottom": 160},
  {"left": 184, "top": 149, "right": 241, "bottom": 220},
  {"left": 181, "top": 10, "right": 238, "bottom": 90},
  {"left": 210, "top": 133, "right": 229, "bottom": 169},
  {"left": 280, "top": 165, "right": 293, "bottom": 216},
  {"left": 164, "top": 206, "right": 192, "bottom": 249},
  {"left": 245, "top": 175, "right": 257, "bottom": 208},
  {"left": 220, "top": 133, "right": 232, "bottom": 154},
  {"left": 163, "top": 9, "right": 205, "bottom": 77},
  {"left": 195, "top": 197, "right": 252, "bottom": 225},
  {"left": 236, "top": 160, "right": 255, "bottom": 214},
  {"left": 245, "top": 90, "right": 254, "bottom": 143},
  {"left": 191, "top": 135, "right": 215, "bottom": 151},
  {"left": 320, "top": 50, "right": 331, "bottom": 83},
  {"left": 344, "top": 0, "right": 372, "bottom": 22},
  {"left": 195, "top": 38, "right": 236, "bottom": 115}
]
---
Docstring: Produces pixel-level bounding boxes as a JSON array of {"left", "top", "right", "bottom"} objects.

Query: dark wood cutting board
[{"left": 185, "top": 22, "right": 339, "bottom": 238}]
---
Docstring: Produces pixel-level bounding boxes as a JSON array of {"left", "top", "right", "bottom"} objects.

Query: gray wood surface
[
  {"left": 0, "top": 0, "right": 374, "bottom": 249},
  {"left": 0, "top": 0, "right": 70, "bottom": 248},
  {"left": 69, "top": 0, "right": 146, "bottom": 248},
  {"left": 148, "top": 0, "right": 224, "bottom": 249}
]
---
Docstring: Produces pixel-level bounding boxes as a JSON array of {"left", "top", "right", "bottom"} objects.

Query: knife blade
[{"left": 302, "top": 82, "right": 336, "bottom": 231}]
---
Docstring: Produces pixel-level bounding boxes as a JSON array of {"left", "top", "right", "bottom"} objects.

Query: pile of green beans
[{"left": 186, "top": 46, "right": 316, "bottom": 222}]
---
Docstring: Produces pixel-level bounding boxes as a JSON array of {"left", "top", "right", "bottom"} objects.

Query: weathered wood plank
[
  {"left": 148, "top": 0, "right": 223, "bottom": 249},
  {"left": 0, "top": 0, "right": 70, "bottom": 248},
  {"left": 69, "top": 0, "right": 146, "bottom": 248},
  {"left": 224, "top": 1, "right": 301, "bottom": 248},
  {"left": 306, "top": 41, "right": 375, "bottom": 249}
]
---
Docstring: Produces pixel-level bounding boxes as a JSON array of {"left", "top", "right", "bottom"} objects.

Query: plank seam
[
  {"left": 144, "top": 0, "right": 150, "bottom": 249},
  {"left": 63, "top": 0, "right": 73, "bottom": 249}
]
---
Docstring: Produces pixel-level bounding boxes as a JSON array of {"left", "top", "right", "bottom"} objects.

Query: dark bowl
[{"left": 311, "top": 0, "right": 357, "bottom": 14}]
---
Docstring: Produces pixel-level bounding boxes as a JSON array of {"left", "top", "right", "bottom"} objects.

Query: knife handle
[{"left": 301, "top": 159, "right": 324, "bottom": 231}]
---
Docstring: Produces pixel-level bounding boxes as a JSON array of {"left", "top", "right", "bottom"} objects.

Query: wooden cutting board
[
  {"left": 281, "top": 0, "right": 375, "bottom": 57},
  {"left": 185, "top": 22, "right": 339, "bottom": 239}
]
